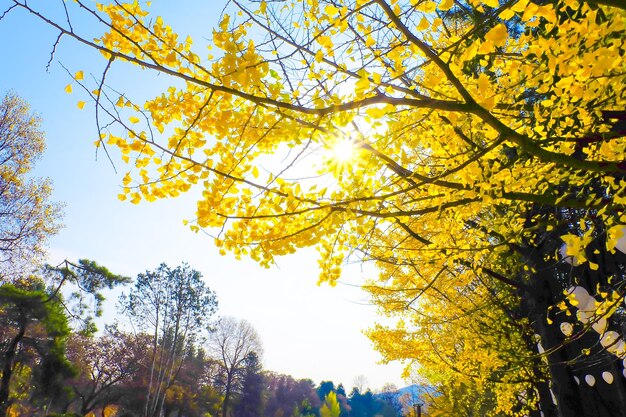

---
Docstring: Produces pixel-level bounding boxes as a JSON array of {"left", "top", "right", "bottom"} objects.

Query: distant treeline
[{"left": 0, "top": 262, "right": 409, "bottom": 417}]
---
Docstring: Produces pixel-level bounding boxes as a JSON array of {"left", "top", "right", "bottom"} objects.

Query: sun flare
[{"left": 331, "top": 138, "right": 356, "bottom": 163}]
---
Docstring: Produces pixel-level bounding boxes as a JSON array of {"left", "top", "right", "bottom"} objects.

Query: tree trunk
[
  {"left": 0, "top": 324, "right": 26, "bottom": 417},
  {"left": 535, "top": 374, "right": 558, "bottom": 417},
  {"left": 529, "top": 269, "right": 585, "bottom": 417},
  {"left": 524, "top": 242, "right": 626, "bottom": 417},
  {"left": 222, "top": 372, "right": 234, "bottom": 417}
]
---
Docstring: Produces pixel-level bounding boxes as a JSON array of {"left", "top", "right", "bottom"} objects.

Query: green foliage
[
  {"left": 348, "top": 389, "right": 381, "bottom": 417},
  {"left": 121, "top": 262, "right": 218, "bottom": 417},
  {"left": 233, "top": 352, "right": 264, "bottom": 417},
  {"left": 44, "top": 259, "right": 131, "bottom": 335},
  {"left": 0, "top": 284, "right": 75, "bottom": 417}
]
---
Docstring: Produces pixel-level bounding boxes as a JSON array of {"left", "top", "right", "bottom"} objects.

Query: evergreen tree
[
  {"left": 0, "top": 283, "right": 75, "bottom": 417},
  {"left": 317, "top": 381, "right": 336, "bottom": 408},
  {"left": 348, "top": 389, "right": 381, "bottom": 417},
  {"left": 234, "top": 352, "right": 264, "bottom": 417}
]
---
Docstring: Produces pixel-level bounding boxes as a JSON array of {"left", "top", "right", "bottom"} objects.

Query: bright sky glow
[
  {"left": 332, "top": 137, "right": 357, "bottom": 163},
  {"left": 0, "top": 0, "right": 406, "bottom": 391}
]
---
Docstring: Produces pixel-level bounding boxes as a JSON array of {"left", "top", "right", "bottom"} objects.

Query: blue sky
[{"left": 0, "top": 0, "right": 406, "bottom": 390}]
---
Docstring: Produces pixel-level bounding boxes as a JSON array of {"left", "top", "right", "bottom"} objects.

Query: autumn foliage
[
  {"left": 6, "top": 0, "right": 626, "bottom": 415},
  {"left": 0, "top": 93, "right": 61, "bottom": 280}
]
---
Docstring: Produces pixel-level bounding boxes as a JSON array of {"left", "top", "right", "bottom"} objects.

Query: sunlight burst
[{"left": 331, "top": 138, "right": 356, "bottom": 163}]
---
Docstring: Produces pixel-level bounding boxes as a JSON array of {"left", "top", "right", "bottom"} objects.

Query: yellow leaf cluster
[{"left": 70, "top": 1, "right": 626, "bottom": 413}]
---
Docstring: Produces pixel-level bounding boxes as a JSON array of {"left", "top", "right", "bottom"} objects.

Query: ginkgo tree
[{"left": 6, "top": 0, "right": 626, "bottom": 415}]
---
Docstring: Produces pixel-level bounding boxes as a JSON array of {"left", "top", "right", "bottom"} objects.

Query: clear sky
[{"left": 0, "top": 0, "right": 406, "bottom": 390}]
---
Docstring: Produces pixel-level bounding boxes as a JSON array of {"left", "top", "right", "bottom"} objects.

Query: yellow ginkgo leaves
[
  {"left": 417, "top": 17, "right": 429, "bottom": 31},
  {"left": 47, "top": 0, "right": 626, "bottom": 413},
  {"left": 485, "top": 23, "right": 508, "bottom": 47},
  {"left": 438, "top": 0, "right": 454, "bottom": 11}
]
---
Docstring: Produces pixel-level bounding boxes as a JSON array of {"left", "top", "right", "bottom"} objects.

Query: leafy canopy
[
  {"left": 21, "top": 0, "right": 621, "bottom": 280},
  {"left": 0, "top": 92, "right": 62, "bottom": 280},
  {"left": 9, "top": 0, "right": 626, "bottom": 414}
]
